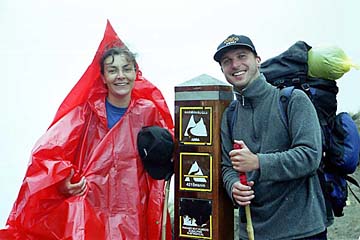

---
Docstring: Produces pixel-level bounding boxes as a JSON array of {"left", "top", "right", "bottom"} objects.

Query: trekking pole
[
  {"left": 161, "top": 178, "right": 171, "bottom": 240},
  {"left": 234, "top": 143, "right": 254, "bottom": 240}
]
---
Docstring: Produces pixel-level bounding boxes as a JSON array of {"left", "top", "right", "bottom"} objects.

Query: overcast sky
[{"left": 1, "top": 0, "right": 359, "bottom": 226}]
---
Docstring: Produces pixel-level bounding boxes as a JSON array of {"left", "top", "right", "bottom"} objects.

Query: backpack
[
  {"left": 277, "top": 87, "right": 360, "bottom": 217},
  {"left": 226, "top": 41, "right": 360, "bottom": 217}
]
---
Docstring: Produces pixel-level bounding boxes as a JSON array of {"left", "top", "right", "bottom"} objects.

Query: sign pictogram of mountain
[
  {"left": 185, "top": 161, "right": 207, "bottom": 183},
  {"left": 184, "top": 115, "right": 207, "bottom": 137}
]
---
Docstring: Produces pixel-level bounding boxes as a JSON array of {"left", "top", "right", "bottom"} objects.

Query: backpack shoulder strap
[
  {"left": 226, "top": 100, "right": 238, "bottom": 141},
  {"left": 279, "top": 86, "right": 295, "bottom": 128},
  {"left": 227, "top": 87, "right": 295, "bottom": 135}
]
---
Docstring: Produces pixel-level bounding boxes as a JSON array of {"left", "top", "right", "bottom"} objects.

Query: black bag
[{"left": 261, "top": 41, "right": 339, "bottom": 119}]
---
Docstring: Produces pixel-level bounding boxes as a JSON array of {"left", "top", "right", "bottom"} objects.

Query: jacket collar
[{"left": 234, "top": 73, "right": 274, "bottom": 107}]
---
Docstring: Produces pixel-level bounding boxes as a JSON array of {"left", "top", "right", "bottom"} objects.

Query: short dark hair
[{"left": 100, "top": 47, "right": 137, "bottom": 75}]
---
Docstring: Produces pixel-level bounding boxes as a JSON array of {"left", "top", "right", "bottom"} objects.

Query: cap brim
[{"left": 213, "top": 44, "right": 256, "bottom": 62}]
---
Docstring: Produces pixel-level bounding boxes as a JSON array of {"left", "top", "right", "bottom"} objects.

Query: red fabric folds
[{"left": 0, "top": 20, "right": 173, "bottom": 240}]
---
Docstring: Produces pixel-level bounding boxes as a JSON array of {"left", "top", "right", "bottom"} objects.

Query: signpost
[{"left": 174, "top": 74, "right": 234, "bottom": 239}]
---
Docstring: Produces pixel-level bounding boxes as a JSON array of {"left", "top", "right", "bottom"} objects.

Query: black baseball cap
[
  {"left": 137, "top": 126, "right": 174, "bottom": 180},
  {"left": 213, "top": 34, "right": 257, "bottom": 63}
]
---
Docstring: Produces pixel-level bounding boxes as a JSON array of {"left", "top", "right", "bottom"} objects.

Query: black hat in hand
[{"left": 137, "top": 126, "right": 174, "bottom": 181}]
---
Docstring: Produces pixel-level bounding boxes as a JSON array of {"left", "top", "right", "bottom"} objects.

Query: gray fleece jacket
[{"left": 221, "top": 74, "right": 327, "bottom": 240}]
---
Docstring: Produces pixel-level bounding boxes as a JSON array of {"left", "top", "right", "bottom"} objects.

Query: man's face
[{"left": 220, "top": 47, "right": 261, "bottom": 91}]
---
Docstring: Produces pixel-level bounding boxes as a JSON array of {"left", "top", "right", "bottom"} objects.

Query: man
[{"left": 214, "top": 34, "right": 328, "bottom": 239}]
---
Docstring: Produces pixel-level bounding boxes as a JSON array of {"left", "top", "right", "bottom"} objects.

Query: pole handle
[
  {"left": 233, "top": 143, "right": 247, "bottom": 185},
  {"left": 233, "top": 143, "right": 255, "bottom": 240}
]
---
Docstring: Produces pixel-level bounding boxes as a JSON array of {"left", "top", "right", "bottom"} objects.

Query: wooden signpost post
[{"left": 174, "top": 74, "right": 234, "bottom": 240}]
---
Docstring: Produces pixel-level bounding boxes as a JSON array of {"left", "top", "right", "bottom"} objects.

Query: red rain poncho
[{"left": 0, "top": 21, "right": 173, "bottom": 240}]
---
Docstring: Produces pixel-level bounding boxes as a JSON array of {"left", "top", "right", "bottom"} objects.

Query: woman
[{"left": 1, "top": 22, "right": 173, "bottom": 240}]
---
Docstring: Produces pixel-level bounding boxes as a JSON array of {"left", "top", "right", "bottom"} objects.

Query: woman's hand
[{"left": 58, "top": 169, "right": 87, "bottom": 197}]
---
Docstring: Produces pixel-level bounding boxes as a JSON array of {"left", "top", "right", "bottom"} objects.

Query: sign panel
[
  {"left": 179, "top": 107, "right": 212, "bottom": 145},
  {"left": 180, "top": 152, "right": 212, "bottom": 192},
  {"left": 179, "top": 198, "right": 212, "bottom": 239}
]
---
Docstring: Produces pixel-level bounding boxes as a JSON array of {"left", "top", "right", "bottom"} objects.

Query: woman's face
[{"left": 102, "top": 54, "right": 136, "bottom": 106}]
